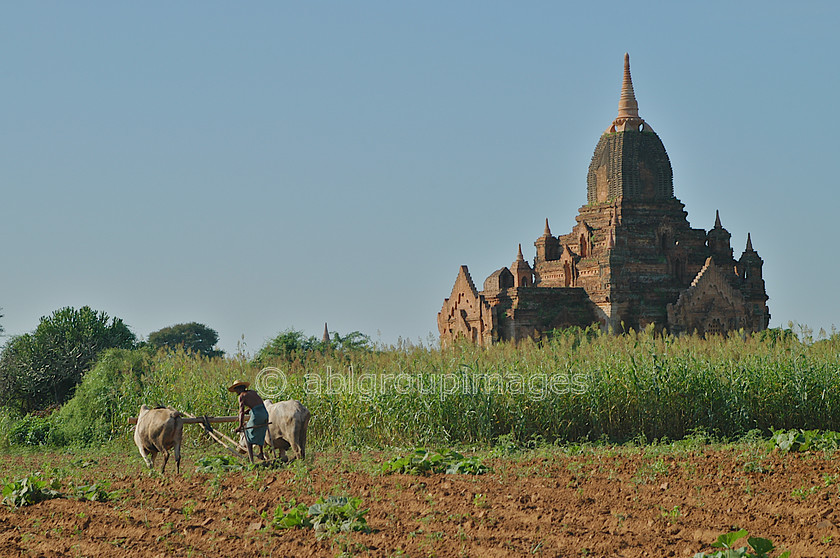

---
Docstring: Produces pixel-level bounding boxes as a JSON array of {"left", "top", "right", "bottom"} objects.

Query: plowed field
[{"left": 1, "top": 445, "right": 838, "bottom": 557}]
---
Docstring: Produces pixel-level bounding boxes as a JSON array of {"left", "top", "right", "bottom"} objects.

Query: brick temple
[{"left": 438, "top": 54, "right": 770, "bottom": 346}]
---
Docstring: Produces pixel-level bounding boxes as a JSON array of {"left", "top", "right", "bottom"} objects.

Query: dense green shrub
[
  {"left": 7, "top": 414, "right": 53, "bottom": 446},
  {"left": 0, "top": 306, "right": 136, "bottom": 413},
  {"left": 49, "top": 348, "right": 150, "bottom": 446}
]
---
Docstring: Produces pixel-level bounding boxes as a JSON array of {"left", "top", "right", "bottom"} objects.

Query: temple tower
[{"left": 439, "top": 54, "right": 770, "bottom": 344}]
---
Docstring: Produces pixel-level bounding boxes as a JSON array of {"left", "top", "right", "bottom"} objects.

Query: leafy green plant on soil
[
  {"left": 1, "top": 472, "right": 122, "bottom": 508},
  {"left": 1, "top": 474, "right": 62, "bottom": 508},
  {"left": 693, "top": 529, "right": 789, "bottom": 558},
  {"left": 382, "top": 448, "right": 491, "bottom": 475},
  {"left": 272, "top": 498, "right": 310, "bottom": 529},
  {"left": 272, "top": 495, "right": 370, "bottom": 539},
  {"left": 769, "top": 428, "right": 840, "bottom": 453},
  {"left": 70, "top": 481, "right": 119, "bottom": 502},
  {"left": 194, "top": 455, "right": 244, "bottom": 474}
]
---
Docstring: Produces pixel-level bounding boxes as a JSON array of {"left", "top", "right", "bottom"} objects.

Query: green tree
[
  {"left": 0, "top": 306, "right": 136, "bottom": 413},
  {"left": 0, "top": 335, "right": 31, "bottom": 412},
  {"left": 147, "top": 322, "right": 223, "bottom": 358},
  {"left": 254, "top": 327, "right": 373, "bottom": 363},
  {"left": 328, "top": 330, "right": 373, "bottom": 352},
  {"left": 254, "top": 328, "right": 317, "bottom": 363}
]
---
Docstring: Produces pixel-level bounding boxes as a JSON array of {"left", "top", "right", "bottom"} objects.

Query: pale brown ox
[
  {"left": 133, "top": 405, "right": 184, "bottom": 474},
  {"left": 239, "top": 399, "right": 310, "bottom": 462}
]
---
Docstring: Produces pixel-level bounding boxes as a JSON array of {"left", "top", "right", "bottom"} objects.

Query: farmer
[{"left": 228, "top": 380, "right": 268, "bottom": 463}]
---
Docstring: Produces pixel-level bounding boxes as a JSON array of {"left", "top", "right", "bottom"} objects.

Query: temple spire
[
  {"left": 746, "top": 233, "right": 753, "bottom": 251},
  {"left": 714, "top": 209, "right": 722, "bottom": 229},
  {"left": 322, "top": 322, "right": 330, "bottom": 344},
  {"left": 516, "top": 243, "right": 524, "bottom": 261},
  {"left": 543, "top": 218, "right": 551, "bottom": 236},
  {"left": 607, "top": 53, "right": 649, "bottom": 133},
  {"left": 618, "top": 53, "right": 639, "bottom": 119}
]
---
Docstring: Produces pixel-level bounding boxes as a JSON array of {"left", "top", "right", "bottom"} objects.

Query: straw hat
[{"left": 227, "top": 380, "right": 250, "bottom": 392}]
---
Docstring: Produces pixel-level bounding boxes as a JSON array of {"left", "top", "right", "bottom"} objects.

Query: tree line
[{"left": 0, "top": 306, "right": 371, "bottom": 415}]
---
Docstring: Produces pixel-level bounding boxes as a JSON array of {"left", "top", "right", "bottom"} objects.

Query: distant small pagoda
[{"left": 438, "top": 54, "right": 770, "bottom": 345}]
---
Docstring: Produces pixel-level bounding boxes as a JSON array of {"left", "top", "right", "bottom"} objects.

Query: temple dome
[{"left": 586, "top": 54, "right": 673, "bottom": 204}]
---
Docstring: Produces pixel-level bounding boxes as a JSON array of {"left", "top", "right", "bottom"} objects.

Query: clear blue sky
[{"left": 2, "top": 2, "right": 838, "bottom": 354}]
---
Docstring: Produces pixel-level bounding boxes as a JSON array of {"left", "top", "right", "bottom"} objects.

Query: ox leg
[
  {"left": 288, "top": 444, "right": 300, "bottom": 463},
  {"left": 288, "top": 430, "right": 301, "bottom": 462},
  {"left": 145, "top": 454, "right": 155, "bottom": 469},
  {"left": 146, "top": 449, "right": 158, "bottom": 471},
  {"left": 174, "top": 444, "right": 181, "bottom": 475},
  {"left": 296, "top": 420, "right": 308, "bottom": 460},
  {"left": 160, "top": 449, "right": 170, "bottom": 474},
  {"left": 137, "top": 446, "right": 153, "bottom": 470},
  {"left": 265, "top": 429, "right": 275, "bottom": 461}
]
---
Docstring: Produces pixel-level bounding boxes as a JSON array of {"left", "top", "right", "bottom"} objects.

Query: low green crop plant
[
  {"left": 272, "top": 498, "right": 310, "bottom": 529},
  {"left": 382, "top": 448, "right": 491, "bottom": 475},
  {"left": 2, "top": 474, "right": 62, "bottom": 508},
  {"left": 660, "top": 505, "right": 681, "bottom": 524},
  {"left": 308, "top": 496, "right": 370, "bottom": 537},
  {"left": 382, "top": 448, "right": 447, "bottom": 475},
  {"left": 70, "top": 481, "right": 119, "bottom": 502},
  {"left": 446, "top": 455, "right": 492, "bottom": 475},
  {"left": 770, "top": 428, "right": 840, "bottom": 453},
  {"left": 791, "top": 485, "right": 817, "bottom": 501},
  {"left": 632, "top": 458, "right": 668, "bottom": 484},
  {"left": 693, "top": 529, "right": 789, "bottom": 558},
  {"left": 272, "top": 495, "right": 370, "bottom": 539},
  {"left": 194, "top": 455, "right": 244, "bottom": 474},
  {"left": 491, "top": 433, "right": 522, "bottom": 456}
]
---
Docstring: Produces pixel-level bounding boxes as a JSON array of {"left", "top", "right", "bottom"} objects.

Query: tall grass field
[{"left": 2, "top": 327, "right": 839, "bottom": 450}]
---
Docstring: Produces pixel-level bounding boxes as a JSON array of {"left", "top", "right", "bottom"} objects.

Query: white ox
[
  {"left": 133, "top": 405, "right": 184, "bottom": 474},
  {"left": 240, "top": 400, "right": 310, "bottom": 462}
]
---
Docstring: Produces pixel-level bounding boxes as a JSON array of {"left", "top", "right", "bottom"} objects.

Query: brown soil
[{"left": 1, "top": 446, "right": 838, "bottom": 557}]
